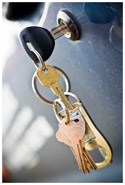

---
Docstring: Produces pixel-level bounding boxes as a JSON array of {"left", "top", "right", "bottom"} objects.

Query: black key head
[{"left": 20, "top": 26, "right": 55, "bottom": 62}]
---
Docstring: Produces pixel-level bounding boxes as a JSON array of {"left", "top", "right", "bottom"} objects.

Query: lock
[
  {"left": 20, "top": 9, "right": 80, "bottom": 63},
  {"left": 51, "top": 9, "right": 80, "bottom": 41}
]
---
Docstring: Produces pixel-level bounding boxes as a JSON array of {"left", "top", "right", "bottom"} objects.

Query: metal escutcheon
[{"left": 57, "top": 10, "right": 80, "bottom": 41}]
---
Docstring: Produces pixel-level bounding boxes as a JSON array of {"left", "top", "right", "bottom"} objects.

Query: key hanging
[
  {"left": 56, "top": 109, "right": 97, "bottom": 174},
  {"left": 20, "top": 10, "right": 80, "bottom": 63},
  {"left": 22, "top": 47, "right": 112, "bottom": 173},
  {"left": 19, "top": 9, "right": 112, "bottom": 174}
]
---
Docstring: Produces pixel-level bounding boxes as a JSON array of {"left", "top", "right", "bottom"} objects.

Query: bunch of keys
[{"left": 26, "top": 42, "right": 112, "bottom": 174}]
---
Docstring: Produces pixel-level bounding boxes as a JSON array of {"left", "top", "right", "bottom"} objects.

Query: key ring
[
  {"left": 53, "top": 92, "right": 81, "bottom": 122},
  {"left": 32, "top": 67, "right": 70, "bottom": 105},
  {"left": 53, "top": 99, "right": 70, "bottom": 124},
  {"left": 26, "top": 42, "right": 46, "bottom": 71}
]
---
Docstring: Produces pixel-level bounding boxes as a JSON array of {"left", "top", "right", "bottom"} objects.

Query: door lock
[{"left": 20, "top": 10, "right": 80, "bottom": 63}]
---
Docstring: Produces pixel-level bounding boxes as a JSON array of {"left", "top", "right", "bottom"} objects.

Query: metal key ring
[
  {"left": 53, "top": 99, "right": 70, "bottom": 123},
  {"left": 32, "top": 67, "right": 70, "bottom": 105},
  {"left": 26, "top": 42, "right": 46, "bottom": 70},
  {"left": 53, "top": 92, "right": 81, "bottom": 122}
]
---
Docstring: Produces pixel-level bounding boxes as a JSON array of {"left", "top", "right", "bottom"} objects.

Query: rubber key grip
[{"left": 20, "top": 26, "right": 55, "bottom": 62}]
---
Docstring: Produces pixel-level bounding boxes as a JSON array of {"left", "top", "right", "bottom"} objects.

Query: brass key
[
  {"left": 56, "top": 114, "right": 97, "bottom": 174},
  {"left": 78, "top": 140, "right": 97, "bottom": 171},
  {"left": 56, "top": 114, "right": 87, "bottom": 173},
  {"left": 36, "top": 65, "right": 73, "bottom": 110},
  {"left": 77, "top": 140, "right": 91, "bottom": 174}
]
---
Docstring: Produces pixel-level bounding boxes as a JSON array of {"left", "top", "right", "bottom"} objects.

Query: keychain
[
  {"left": 23, "top": 42, "right": 112, "bottom": 174},
  {"left": 20, "top": 23, "right": 112, "bottom": 173}
]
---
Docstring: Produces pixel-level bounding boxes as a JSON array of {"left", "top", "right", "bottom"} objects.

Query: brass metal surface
[
  {"left": 36, "top": 65, "right": 73, "bottom": 109},
  {"left": 56, "top": 102, "right": 112, "bottom": 170},
  {"left": 32, "top": 65, "right": 70, "bottom": 105}
]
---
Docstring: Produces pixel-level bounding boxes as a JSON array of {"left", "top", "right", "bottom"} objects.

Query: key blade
[
  {"left": 51, "top": 82, "right": 73, "bottom": 110},
  {"left": 79, "top": 140, "right": 97, "bottom": 170},
  {"left": 37, "top": 65, "right": 73, "bottom": 110},
  {"left": 77, "top": 138, "right": 92, "bottom": 174},
  {"left": 77, "top": 143, "right": 89, "bottom": 174},
  {"left": 83, "top": 148, "right": 97, "bottom": 170}
]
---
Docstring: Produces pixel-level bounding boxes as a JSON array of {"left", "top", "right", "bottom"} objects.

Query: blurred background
[{"left": 2, "top": 2, "right": 123, "bottom": 182}]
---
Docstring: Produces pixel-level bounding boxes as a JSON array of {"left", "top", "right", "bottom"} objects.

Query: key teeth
[
  {"left": 79, "top": 140, "right": 97, "bottom": 173},
  {"left": 82, "top": 149, "right": 97, "bottom": 170},
  {"left": 78, "top": 164, "right": 90, "bottom": 174}
]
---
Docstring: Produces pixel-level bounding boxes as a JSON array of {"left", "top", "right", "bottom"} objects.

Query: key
[
  {"left": 20, "top": 23, "right": 70, "bottom": 63},
  {"left": 20, "top": 26, "right": 55, "bottom": 62},
  {"left": 78, "top": 140, "right": 97, "bottom": 171},
  {"left": 56, "top": 114, "right": 89, "bottom": 173},
  {"left": 56, "top": 114, "right": 97, "bottom": 173},
  {"left": 36, "top": 65, "right": 74, "bottom": 110}
]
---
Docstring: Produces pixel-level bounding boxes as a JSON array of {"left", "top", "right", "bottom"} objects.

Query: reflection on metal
[
  {"left": 50, "top": 23, "right": 70, "bottom": 40},
  {"left": 109, "top": 18, "right": 123, "bottom": 52}
]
